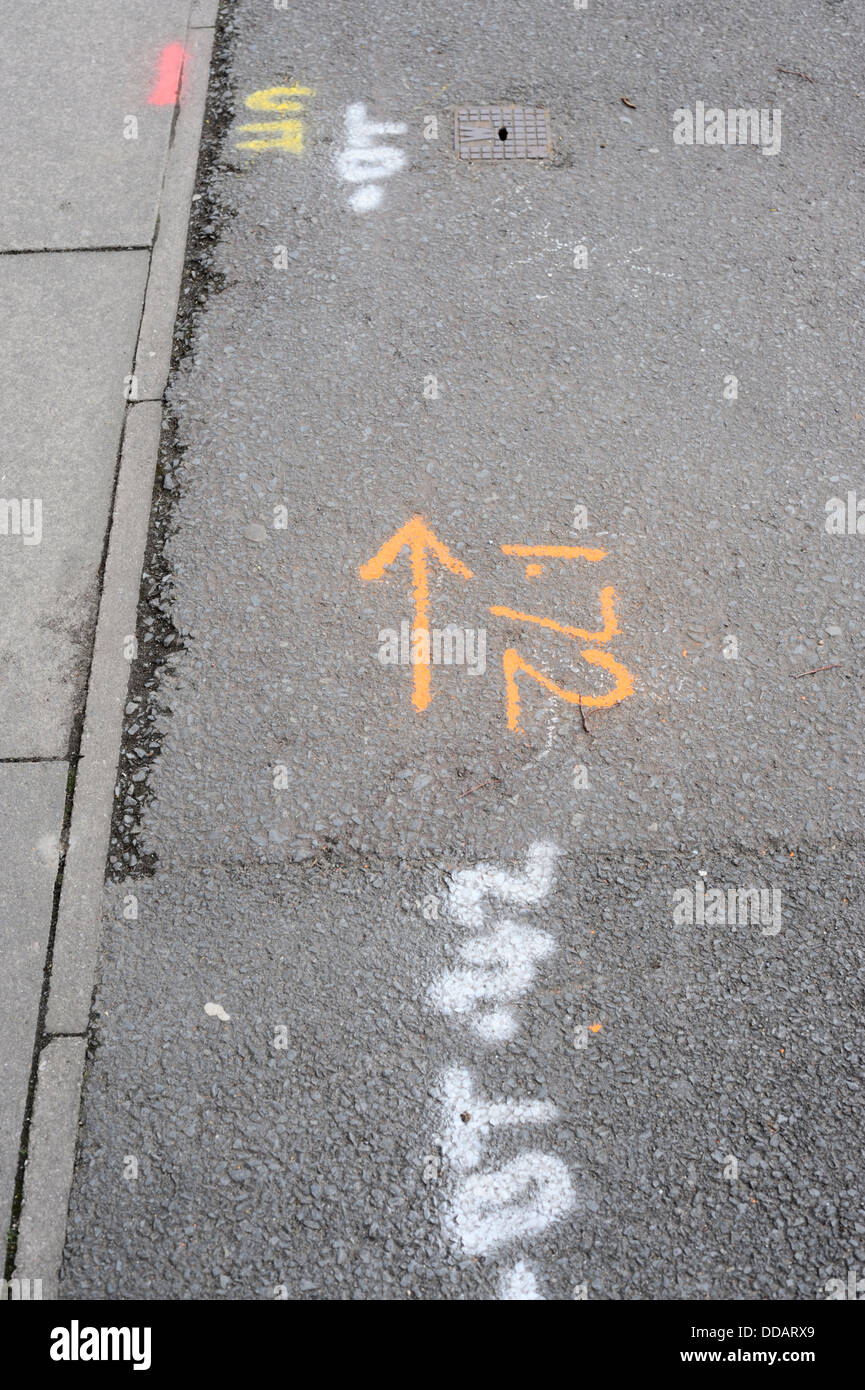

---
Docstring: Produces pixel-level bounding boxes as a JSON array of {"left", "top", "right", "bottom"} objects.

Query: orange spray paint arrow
[{"left": 360, "top": 515, "right": 474, "bottom": 712}]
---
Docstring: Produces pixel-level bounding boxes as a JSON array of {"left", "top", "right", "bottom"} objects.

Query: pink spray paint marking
[{"left": 148, "top": 43, "right": 188, "bottom": 106}]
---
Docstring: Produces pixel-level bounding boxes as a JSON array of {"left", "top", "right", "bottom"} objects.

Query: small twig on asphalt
[
  {"left": 791, "top": 663, "right": 842, "bottom": 678},
  {"left": 577, "top": 699, "right": 590, "bottom": 736},
  {"left": 776, "top": 66, "right": 814, "bottom": 83},
  {"left": 457, "top": 776, "right": 501, "bottom": 800}
]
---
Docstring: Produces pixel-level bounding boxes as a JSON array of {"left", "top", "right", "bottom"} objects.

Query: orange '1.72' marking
[
  {"left": 499, "top": 543, "right": 608, "bottom": 562},
  {"left": 359, "top": 516, "right": 473, "bottom": 712},
  {"left": 360, "top": 519, "right": 636, "bottom": 731},
  {"left": 489, "top": 585, "right": 621, "bottom": 645},
  {"left": 495, "top": 543, "right": 634, "bottom": 734},
  {"left": 502, "top": 648, "right": 635, "bottom": 734}
]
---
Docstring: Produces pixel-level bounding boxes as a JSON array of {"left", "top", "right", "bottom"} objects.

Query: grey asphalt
[{"left": 59, "top": 0, "right": 864, "bottom": 1299}]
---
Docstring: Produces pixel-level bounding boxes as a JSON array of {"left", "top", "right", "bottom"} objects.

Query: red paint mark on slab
[{"left": 148, "top": 43, "right": 188, "bottom": 105}]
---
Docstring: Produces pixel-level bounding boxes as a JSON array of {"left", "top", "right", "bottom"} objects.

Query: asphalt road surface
[{"left": 61, "top": 0, "right": 864, "bottom": 1300}]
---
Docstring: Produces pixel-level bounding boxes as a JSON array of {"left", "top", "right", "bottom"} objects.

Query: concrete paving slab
[
  {"left": 134, "top": 26, "right": 216, "bottom": 400},
  {"left": 0, "top": 0, "right": 194, "bottom": 251},
  {"left": 0, "top": 762, "right": 67, "bottom": 1251},
  {"left": 46, "top": 403, "right": 164, "bottom": 1035},
  {"left": 13, "top": 1037, "right": 87, "bottom": 1299},
  {"left": 0, "top": 250, "right": 149, "bottom": 759},
  {"left": 190, "top": 0, "right": 221, "bottom": 27}
]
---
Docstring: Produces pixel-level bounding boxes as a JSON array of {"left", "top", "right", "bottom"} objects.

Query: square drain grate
[{"left": 454, "top": 105, "right": 550, "bottom": 160}]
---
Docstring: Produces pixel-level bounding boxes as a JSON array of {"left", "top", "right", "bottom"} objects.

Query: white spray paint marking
[
  {"left": 447, "top": 840, "right": 559, "bottom": 929},
  {"left": 336, "top": 103, "right": 407, "bottom": 213},
  {"left": 204, "top": 1002, "right": 231, "bottom": 1021},
  {"left": 427, "top": 919, "right": 555, "bottom": 1024},
  {"left": 448, "top": 1152, "right": 575, "bottom": 1257},
  {"left": 348, "top": 183, "right": 384, "bottom": 212},
  {"left": 473, "top": 1007, "right": 518, "bottom": 1042},
  {"left": 536, "top": 702, "right": 559, "bottom": 762},
  {"left": 439, "top": 1068, "right": 558, "bottom": 1173},
  {"left": 434, "top": 844, "right": 560, "bottom": 1059},
  {"left": 499, "top": 1261, "right": 544, "bottom": 1300},
  {"left": 425, "top": 842, "right": 575, "bottom": 1298}
]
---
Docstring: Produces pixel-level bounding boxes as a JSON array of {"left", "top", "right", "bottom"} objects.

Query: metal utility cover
[{"left": 455, "top": 105, "right": 550, "bottom": 160}]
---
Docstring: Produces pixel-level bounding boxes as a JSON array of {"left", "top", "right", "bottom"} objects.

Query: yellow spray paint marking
[
  {"left": 244, "top": 85, "right": 312, "bottom": 111},
  {"left": 236, "top": 84, "right": 313, "bottom": 152},
  {"left": 236, "top": 120, "right": 304, "bottom": 152},
  {"left": 489, "top": 586, "right": 621, "bottom": 645},
  {"left": 360, "top": 516, "right": 474, "bottom": 712}
]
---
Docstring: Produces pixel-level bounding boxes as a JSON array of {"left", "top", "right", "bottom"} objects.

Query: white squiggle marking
[
  {"left": 536, "top": 703, "right": 559, "bottom": 762},
  {"left": 499, "top": 1261, "right": 544, "bottom": 1300},
  {"left": 336, "top": 102, "right": 407, "bottom": 213},
  {"left": 349, "top": 184, "right": 383, "bottom": 211},
  {"left": 426, "top": 842, "right": 573, "bottom": 1295},
  {"left": 446, "top": 1152, "right": 575, "bottom": 1257},
  {"left": 447, "top": 841, "right": 559, "bottom": 929},
  {"left": 435, "top": 843, "right": 559, "bottom": 1038},
  {"left": 338, "top": 144, "right": 406, "bottom": 182},
  {"left": 343, "top": 102, "right": 407, "bottom": 145},
  {"left": 439, "top": 1067, "right": 558, "bottom": 1173},
  {"left": 427, "top": 919, "right": 555, "bottom": 1018},
  {"left": 473, "top": 1008, "right": 517, "bottom": 1041}
]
